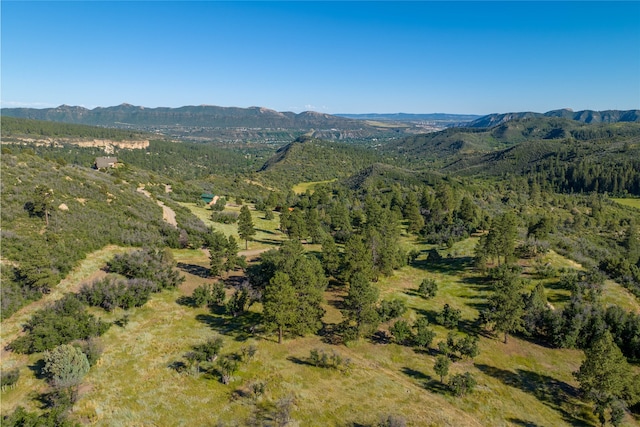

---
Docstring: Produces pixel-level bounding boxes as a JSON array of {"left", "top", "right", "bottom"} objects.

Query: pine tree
[
  {"left": 237, "top": 205, "right": 256, "bottom": 250},
  {"left": 263, "top": 272, "right": 298, "bottom": 344},
  {"left": 343, "top": 272, "right": 379, "bottom": 338},
  {"left": 574, "top": 331, "right": 634, "bottom": 426},
  {"left": 434, "top": 355, "right": 451, "bottom": 383}
]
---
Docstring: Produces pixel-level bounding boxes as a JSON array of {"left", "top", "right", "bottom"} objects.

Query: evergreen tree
[
  {"left": 342, "top": 234, "right": 374, "bottom": 282},
  {"left": 404, "top": 192, "right": 424, "bottom": 234},
  {"left": 237, "top": 205, "right": 256, "bottom": 250},
  {"left": 224, "top": 236, "right": 245, "bottom": 274},
  {"left": 263, "top": 272, "right": 298, "bottom": 343},
  {"left": 574, "top": 331, "right": 636, "bottom": 426},
  {"left": 434, "top": 355, "right": 451, "bottom": 383},
  {"left": 209, "top": 230, "right": 228, "bottom": 277},
  {"left": 42, "top": 344, "right": 90, "bottom": 402},
  {"left": 321, "top": 235, "right": 341, "bottom": 277},
  {"left": 343, "top": 272, "right": 380, "bottom": 338},
  {"left": 485, "top": 267, "right": 525, "bottom": 343}
]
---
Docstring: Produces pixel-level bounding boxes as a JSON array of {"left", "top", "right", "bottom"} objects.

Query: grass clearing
[
  {"left": 178, "top": 202, "right": 285, "bottom": 250},
  {"left": 292, "top": 179, "right": 337, "bottom": 194},
  {"left": 612, "top": 198, "right": 640, "bottom": 210}
]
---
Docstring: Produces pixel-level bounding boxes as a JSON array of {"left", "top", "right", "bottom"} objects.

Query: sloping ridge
[
  {"left": 469, "top": 109, "right": 640, "bottom": 128},
  {"left": 1, "top": 103, "right": 376, "bottom": 131}
]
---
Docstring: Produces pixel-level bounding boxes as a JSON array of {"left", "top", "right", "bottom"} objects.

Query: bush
[
  {"left": 1, "top": 368, "right": 20, "bottom": 390},
  {"left": 192, "top": 282, "right": 225, "bottom": 307},
  {"left": 309, "top": 348, "right": 351, "bottom": 372},
  {"left": 73, "top": 338, "right": 103, "bottom": 367},
  {"left": 8, "top": 294, "right": 110, "bottom": 354},
  {"left": 78, "top": 277, "right": 157, "bottom": 311},
  {"left": 448, "top": 372, "right": 477, "bottom": 396},
  {"left": 106, "top": 248, "right": 184, "bottom": 289},
  {"left": 211, "top": 212, "right": 238, "bottom": 224},
  {"left": 417, "top": 278, "right": 438, "bottom": 299},
  {"left": 436, "top": 304, "right": 462, "bottom": 329},
  {"left": 378, "top": 299, "right": 407, "bottom": 322},
  {"left": 390, "top": 320, "right": 413, "bottom": 345}
]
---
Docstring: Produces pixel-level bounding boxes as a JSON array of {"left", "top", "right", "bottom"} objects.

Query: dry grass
[
  {"left": 3, "top": 239, "right": 640, "bottom": 426},
  {"left": 291, "top": 179, "right": 337, "bottom": 195},
  {"left": 612, "top": 198, "right": 640, "bottom": 210}
]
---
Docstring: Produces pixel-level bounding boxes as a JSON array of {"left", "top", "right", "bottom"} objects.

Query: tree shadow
[
  {"left": 507, "top": 418, "right": 542, "bottom": 427},
  {"left": 256, "top": 228, "right": 279, "bottom": 236},
  {"left": 28, "top": 359, "right": 46, "bottom": 380},
  {"left": 177, "top": 262, "right": 210, "bottom": 278},
  {"left": 223, "top": 275, "right": 248, "bottom": 288},
  {"left": 195, "top": 311, "right": 262, "bottom": 342},
  {"left": 370, "top": 330, "right": 391, "bottom": 345},
  {"left": 286, "top": 356, "right": 316, "bottom": 367},
  {"left": 411, "top": 256, "right": 475, "bottom": 275},
  {"left": 176, "top": 295, "right": 198, "bottom": 308},
  {"left": 475, "top": 363, "right": 592, "bottom": 426},
  {"left": 401, "top": 366, "right": 430, "bottom": 382},
  {"left": 400, "top": 366, "right": 450, "bottom": 395}
]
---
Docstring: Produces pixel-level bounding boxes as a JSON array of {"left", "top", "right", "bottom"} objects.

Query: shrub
[
  {"left": 211, "top": 212, "right": 238, "bottom": 224},
  {"left": 417, "top": 278, "right": 438, "bottom": 299},
  {"left": 448, "top": 372, "right": 477, "bottom": 396},
  {"left": 390, "top": 320, "right": 413, "bottom": 345},
  {"left": 378, "top": 299, "right": 407, "bottom": 322},
  {"left": 1, "top": 368, "right": 20, "bottom": 390},
  {"left": 8, "top": 294, "right": 110, "bottom": 354},
  {"left": 436, "top": 304, "right": 462, "bottom": 329},
  {"left": 309, "top": 348, "right": 351, "bottom": 372}
]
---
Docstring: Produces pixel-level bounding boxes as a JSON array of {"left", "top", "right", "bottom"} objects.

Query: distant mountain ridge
[
  {"left": 1, "top": 103, "right": 420, "bottom": 143},
  {"left": 468, "top": 108, "right": 640, "bottom": 128}
]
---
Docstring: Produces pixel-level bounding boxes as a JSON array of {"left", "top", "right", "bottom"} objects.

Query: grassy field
[
  {"left": 179, "top": 202, "right": 286, "bottom": 250},
  {"left": 612, "top": 198, "right": 640, "bottom": 210},
  {"left": 291, "top": 179, "right": 337, "bottom": 195},
  {"left": 2, "top": 234, "right": 639, "bottom": 425}
]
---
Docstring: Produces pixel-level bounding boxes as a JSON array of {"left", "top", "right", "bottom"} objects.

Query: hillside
[
  {"left": 0, "top": 151, "right": 211, "bottom": 318},
  {"left": 1, "top": 104, "right": 415, "bottom": 143},
  {"left": 1, "top": 117, "right": 151, "bottom": 151},
  {"left": 256, "top": 136, "right": 386, "bottom": 189},
  {"left": 468, "top": 108, "right": 640, "bottom": 128},
  {"left": 381, "top": 117, "right": 640, "bottom": 181}
]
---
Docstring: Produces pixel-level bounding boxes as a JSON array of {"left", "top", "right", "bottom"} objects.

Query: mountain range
[
  {"left": 2, "top": 104, "right": 638, "bottom": 144},
  {"left": 467, "top": 108, "right": 640, "bottom": 128}
]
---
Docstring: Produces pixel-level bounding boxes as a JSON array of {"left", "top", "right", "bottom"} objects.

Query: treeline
[
  {"left": 0, "top": 116, "right": 147, "bottom": 141},
  {"left": 529, "top": 156, "right": 640, "bottom": 196}
]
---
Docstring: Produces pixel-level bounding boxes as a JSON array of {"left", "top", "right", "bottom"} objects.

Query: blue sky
[{"left": 2, "top": 1, "right": 639, "bottom": 114}]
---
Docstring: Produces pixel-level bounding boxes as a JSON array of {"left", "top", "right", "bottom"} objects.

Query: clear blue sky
[{"left": 2, "top": 1, "right": 639, "bottom": 115}]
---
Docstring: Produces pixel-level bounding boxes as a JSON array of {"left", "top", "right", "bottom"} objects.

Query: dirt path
[{"left": 137, "top": 185, "right": 177, "bottom": 227}]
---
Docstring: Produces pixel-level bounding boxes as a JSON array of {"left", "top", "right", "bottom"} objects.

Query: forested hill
[
  {"left": 1, "top": 104, "right": 403, "bottom": 135},
  {"left": 1, "top": 116, "right": 150, "bottom": 141},
  {"left": 256, "top": 136, "right": 386, "bottom": 189},
  {"left": 468, "top": 108, "right": 640, "bottom": 128},
  {"left": 384, "top": 117, "right": 640, "bottom": 196}
]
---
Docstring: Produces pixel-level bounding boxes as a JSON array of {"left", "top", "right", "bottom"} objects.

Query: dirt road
[{"left": 137, "top": 185, "right": 177, "bottom": 227}]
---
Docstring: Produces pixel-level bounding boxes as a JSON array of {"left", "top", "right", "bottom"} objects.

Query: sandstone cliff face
[{"left": 4, "top": 137, "right": 149, "bottom": 153}]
